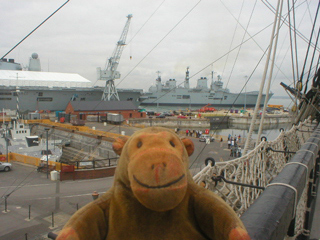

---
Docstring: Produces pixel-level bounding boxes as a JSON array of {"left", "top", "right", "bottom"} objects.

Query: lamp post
[
  {"left": 5, "top": 123, "right": 8, "bottom": 162},
  {"left": 45, "top": 128, "right": 50, "bottom": 179},
  {"left": 244, "top": 75, "right": 248, "bottom": 112},
  {"left": 119, "top": 112, "right": 121, "bottom": 134}
]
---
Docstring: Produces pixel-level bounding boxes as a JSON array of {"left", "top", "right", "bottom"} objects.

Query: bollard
[
  {"left": 25, "top": 233, "right": 28, "bottom": 240},
  {"left": 28, "top": 205, "right": 31, "bottom": 220},
  {"left": 48, "top": 232, "right": 58, "bottom": 239},
  {"left": 52, "top": 212, "right": 54, "bottom": 228},
  {"left": 92, "top": 191, "right": 99, "bottom": 200},
  {"left": 4, "top": 196, "right": 8, "bottom": 212},
  {"left": 76, "top": 203, "right": 79, "bottom": 211}
]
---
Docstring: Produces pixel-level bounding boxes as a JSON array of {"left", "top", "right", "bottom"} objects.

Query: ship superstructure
[{"left": 140, "top": 68, "right": 273, "bottom": 108}]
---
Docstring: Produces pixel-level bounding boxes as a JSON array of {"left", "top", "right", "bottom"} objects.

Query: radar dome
[{"left": 31, "top": 53, "right": 39, "bottom": 59}]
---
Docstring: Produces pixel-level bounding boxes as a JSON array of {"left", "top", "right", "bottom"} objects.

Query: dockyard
[{"left": 1, "top": 0, "right": 319, "bottom": 239}]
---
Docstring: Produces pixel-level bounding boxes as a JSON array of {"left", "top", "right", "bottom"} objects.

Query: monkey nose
[{"left": 151, "top": 162, "right": 167, "bottom": 170}]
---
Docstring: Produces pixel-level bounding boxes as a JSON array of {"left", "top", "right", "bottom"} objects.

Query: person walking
[
  {"left": 238, "top": 147, "right": 242, "bottom": 157},
  {"left": 206, "top": 136, "right": 210, "bottom": 145}
]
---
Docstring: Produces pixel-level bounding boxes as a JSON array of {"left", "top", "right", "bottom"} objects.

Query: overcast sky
[{"left": 1, "top": 0, "right": 319, "bottom": 97}]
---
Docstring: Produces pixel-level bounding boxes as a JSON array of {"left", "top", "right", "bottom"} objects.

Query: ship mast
[
  {"left": 98, "top": 14, "right": 133, "bottom": 101},
  {"left": 184, "top": 67, "right": 190, "bottom": 89}
]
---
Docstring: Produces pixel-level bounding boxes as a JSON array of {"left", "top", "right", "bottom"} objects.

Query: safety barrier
[
  {"left": 26, "top": 119, "right": 122, "bottom": 140},
  {"left": 2, "top": 153, "right": 66, "bottom": 171}
]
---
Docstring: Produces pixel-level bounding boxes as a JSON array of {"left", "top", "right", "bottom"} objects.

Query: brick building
[{"left": 65, "top": 101, "right": 146, "bottom": 120}]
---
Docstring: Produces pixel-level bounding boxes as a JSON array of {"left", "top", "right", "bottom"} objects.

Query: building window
[
  {"left": 0, "top": 92, "right": 12, "bottom": 95},
  {"left": 38, "top": 92, "right": 43, "bottom": 96},
  {"left": 80, "top": 98, "right": 86, "bottom": 101},
  {"left": 0, "top": 98, "right": 11, "bottom": 100},
  {"left": 37, "top": 97, "right": 53, "bottom": 102},
  {"left": 130, "top": 113, "right": 132, "bottom": 118},
  {"left": 141, "top": 113, "right": 143, "bottom": 117},
  {"left": 182, "top": 95, "right": 190, "bottom": 99}
]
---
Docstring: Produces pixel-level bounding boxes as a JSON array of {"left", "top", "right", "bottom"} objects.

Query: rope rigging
[
  {"left": 220, "top": 0, "right": 246, "bottom": 79},
  {"left": 219, "top": 0, "right": 258, "bottom": 105},
  {"left": 287, "top": 0, "right": 298, "bottom": 87},
  {"left": 312, "top": 58, "right": 320, "bottom": 88},
  {"left": 0, "top": 168, "right": 40, "bottom": 205},
  {"left": 304, "top": 25, "right": 320, "bottom": 93},
  {"left": 1, "top": 0, "right": 70, "bottom": 60},
  {"left": 300, "top": 0, "right": 320, "bottom": 94},
  {"left": 262, "top": 0, "right": 320, "bottom": 52},
  {"left": 244, "top": 0, "right": 284, "bottom": 155},
  {"left": 256, "top": 0, "right": 285, "bottom": 146},
  {"left": 115, "top": 0, "right": 202, "bottom": 88}
]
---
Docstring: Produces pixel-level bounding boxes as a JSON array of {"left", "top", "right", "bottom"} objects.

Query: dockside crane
[{"left": 98, "top": 14, "right": 133, "bottom": 101}]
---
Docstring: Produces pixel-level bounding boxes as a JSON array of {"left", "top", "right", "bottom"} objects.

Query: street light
[
  {"left": 244, "top": 75, "right": 248, "bottom": 112},
  {"left": 45, "top": 128, "right": 50, "bottom": 179},
  {"left": 5, "top": 123, "right": 8, "bottom": 162},
  {"left": 119, "top": 112, "right": 121, "bottom": 134}
]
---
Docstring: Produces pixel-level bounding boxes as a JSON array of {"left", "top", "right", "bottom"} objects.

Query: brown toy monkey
[{"left": 57, "top": 127, "right": 250, "bottom": 240}]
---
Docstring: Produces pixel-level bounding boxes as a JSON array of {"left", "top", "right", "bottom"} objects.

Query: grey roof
[
  {"left": 0, "top": 70, "right": 92, "bottom": 88},
  {"left": 70, "top": 101, "right": 138, "bottom": 111}
]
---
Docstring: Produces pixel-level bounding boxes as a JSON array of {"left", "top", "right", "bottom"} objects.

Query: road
[{"left": 0, "top": 162, "right": 114, "bottom": 240}]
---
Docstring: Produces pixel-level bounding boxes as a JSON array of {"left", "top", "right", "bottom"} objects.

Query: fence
[
  {"left": 26, "top": 119, "right": 122, "bottom": 140},
  {"left": 0, "top": 153, "right": 64, "bottom": 171}
]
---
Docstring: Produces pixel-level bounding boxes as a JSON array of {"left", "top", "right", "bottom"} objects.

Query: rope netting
[{"left": 193, "top": 119, "right": 314, "bottom": 217}]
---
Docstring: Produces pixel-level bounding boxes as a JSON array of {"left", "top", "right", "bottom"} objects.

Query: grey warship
[
  {"left": 140, "top": 68, "right": 273, "bottom": 108},
  {"left": 0, "top": 54, "right": 143, "bottom": 112}
]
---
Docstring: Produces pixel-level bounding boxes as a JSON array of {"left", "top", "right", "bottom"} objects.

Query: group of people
[
  {"left": 230, "top": 146, "right": 242, "bottom": 157},
  {"left": 227, "top": 134, "right": 242, "bottom": 158},
  {"left": 227, "top": 134, "right": 241, "bottom": 148},
  {"left": 183, "top": 129, "right": 208, "bottom": 138}
]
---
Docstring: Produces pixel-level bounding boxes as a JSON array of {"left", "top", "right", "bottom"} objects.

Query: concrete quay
[{"left": 127, "top": 111, "right": 291, "bottom": 129}]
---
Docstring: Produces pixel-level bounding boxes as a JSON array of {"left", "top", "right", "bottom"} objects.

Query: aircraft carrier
[
  {"left": 0, "top": 54, "right": 142, "bottom": 112},
  {"left": 140, "top": 68, "right": 273, "bottom": 108}
]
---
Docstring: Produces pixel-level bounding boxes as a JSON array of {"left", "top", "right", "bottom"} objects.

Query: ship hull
[
  {"left": 0, "top": 86, "right": 142, "bottom": 112},
  {"left": 140, "top": 91, "right": 272, "bottom": 108}
]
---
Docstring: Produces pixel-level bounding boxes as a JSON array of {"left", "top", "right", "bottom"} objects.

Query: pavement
[
  {"left": 0, "top": 162, "right": 69, "bottom": 240},
  {"left": 0, "top": 161, "right": 114, "bottom": 240}
]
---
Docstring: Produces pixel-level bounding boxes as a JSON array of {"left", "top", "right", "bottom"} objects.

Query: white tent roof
[{"left": 0, "top": 70, "right": 93, "bottom": 88}]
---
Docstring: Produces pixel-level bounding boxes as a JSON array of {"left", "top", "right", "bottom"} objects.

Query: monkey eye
[
  {"left": 137, "top": 141, "right": 143, "bottom": 148},
  {"left": 169, "top": 141, "right": 175, "bottom": 147}
]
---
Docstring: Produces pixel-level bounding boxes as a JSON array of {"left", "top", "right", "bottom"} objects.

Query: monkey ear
[
  {"left": 181, "top": 138, "right": 194, "bottom": 156},
  {"left": 112, "top": 136, "right": 129, "bottom": 155}
]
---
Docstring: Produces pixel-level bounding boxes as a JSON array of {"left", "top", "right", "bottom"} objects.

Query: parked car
[
  {"left": 0, "top": 162, "right": 12, "bottom": 172},
  {"left": 156, "top": 114, "right": 166, "bottom": 118},
  {"left": 177, "top": 115, "right": 187, "bottom": 119},
  {"left": 162, "top": 112, "right": 174, "bottom": 116},
  {"left": 199, "top": 134, "right": 215, "bottom": 142}
]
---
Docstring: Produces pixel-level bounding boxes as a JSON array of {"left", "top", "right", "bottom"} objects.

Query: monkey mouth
[{"left": 133, "top": 174, "right": 185, "bottom": 189}]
